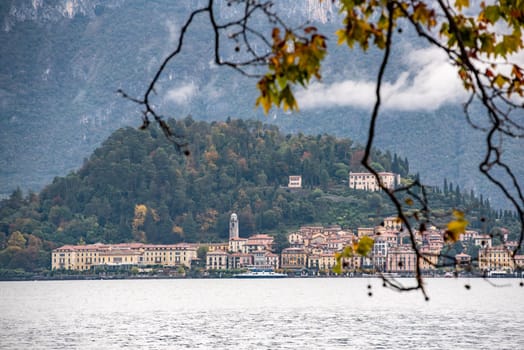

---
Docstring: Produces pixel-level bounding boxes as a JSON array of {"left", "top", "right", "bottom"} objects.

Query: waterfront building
[
  {"left": 228, "top": 253, "right": 253, "bottom": 269},
  {"left": 372, "top": 238, "right": 389, "bottom": 272},
  {"left": 251, "top": 251, "right": 280, "bottom": 270},
  {"left": 52, "top": 244, "right": 102, "bottom": 271},
  {"left": 206, "top": 250, "right": 229, "bottom": 270},
  {"left": 281, "top": 247, "right": 307, "bottom": 270},
  {"left": 386, "top": 245, "right": 417, "bottom": 273},
  {"left": 478, "top": 246, "right": 514, "bottom": 271},
  {"left": 141, "top": 243, "right": 198, "bottom": 268},
  {"left": 99, "top": 245, "right": 142, "bottom": 268},
  {"left": 51, "top": 243, "right": 198, "bottom": 271},
  {"left": 308, "top": 253, "right": 336, "bottom": 272},
  {"left": 264, "top": 252, "right": 280, "bottom": 270}
]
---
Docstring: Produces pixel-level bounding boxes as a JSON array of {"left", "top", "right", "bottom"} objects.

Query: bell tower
[{"left": 229, "top": 213, "right": 239, "bottom": 240}]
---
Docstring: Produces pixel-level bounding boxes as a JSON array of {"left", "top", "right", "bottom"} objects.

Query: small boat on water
[
  {"left": 488, "top": 270, "right": 509, "bottom": 278},
  {"left": 233, "top": 268, "right": 287, "bottom": 279}
]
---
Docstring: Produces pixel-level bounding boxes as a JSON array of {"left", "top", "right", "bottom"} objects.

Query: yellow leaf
[
  {"left": 455, "top": 0, "right": 469, "bottom": 11},
  {"left": 356, "top": 236, "right": 374, "bottom": 257},
  {"left": 452, "top": 209, "right": 465, "bottom": 219},
  {"left": 332, "top": 263, "right": 342, "bottom": 274},
  {"left": 336, "top": 29, "right": 347, "bottom": 46},
  {"left": 343, "top": 245, "right": 354, "bottom": 257},
  {"left": 256, "top": 94, "right": 272, "bottom": 114},
  {"left": 445, "top": 210, "right": 468, "bottom": 242},
  {"left": 493, "top": 74, "right": 507, "bottom": 89}
]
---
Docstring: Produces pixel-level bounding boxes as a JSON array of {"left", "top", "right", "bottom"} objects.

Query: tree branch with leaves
[{"left": 123, "top": 0, "right": 524, "bottom": 298}]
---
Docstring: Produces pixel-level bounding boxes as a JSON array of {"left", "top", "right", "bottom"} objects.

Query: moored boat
[{"left": 233, "top": 268, "right": 287, "bottom": 278}]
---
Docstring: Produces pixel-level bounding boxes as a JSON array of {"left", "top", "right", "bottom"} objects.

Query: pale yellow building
[
  {"left": 142, "top": 243, "right": 198, "bottom": 268},
  {"left": 52, "top": 244, "right": 104, "bottom": 271},
  {"left": 52, "top": 243, "right": 197, "bottom": 271},
  {"left": 281, "top": 247, "right": 307, "bottom": 270},
  {"left": 99, "top": 246, "right": 142, "bottom": 268},
  {"left": 206, "top": 250, "right": 229, "bottom": 270},
  {"left": 308, "top": 253, "right": 336, "bottom": 272},
  {"left": 478, "top": 246, "right": 514, "bottom": 271}
]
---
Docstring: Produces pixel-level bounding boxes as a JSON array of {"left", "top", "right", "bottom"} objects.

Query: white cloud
[
  {"left": 165, "top": 83, "right": 197, "bottom": 105},
  {"left": 297, "top": 47, "right": 467, "bottom": 111}
]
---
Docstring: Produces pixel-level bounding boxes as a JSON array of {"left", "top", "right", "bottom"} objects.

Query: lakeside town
[
  {"left": 51, "top": 173, "right": 524, "bottom": 278},
  {"left": 51, "top": 213, "right": 524, "bottom": 277}
]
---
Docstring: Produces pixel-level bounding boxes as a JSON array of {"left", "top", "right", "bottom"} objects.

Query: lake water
[{"left": 0, "top": 278, "right": 523, "bottom": 349}]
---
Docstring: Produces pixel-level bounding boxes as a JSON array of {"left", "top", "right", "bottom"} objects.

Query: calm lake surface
[{"left": 0, "top": 278, "right": 523, "bottom": 349}]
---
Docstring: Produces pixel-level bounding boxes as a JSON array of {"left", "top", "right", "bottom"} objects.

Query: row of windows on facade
[
  {"left": 55, "top": 256, "right": 187, "bottom": 263},
  {"left": 60, "top": 251, "right": 186, "bottom": 256}
]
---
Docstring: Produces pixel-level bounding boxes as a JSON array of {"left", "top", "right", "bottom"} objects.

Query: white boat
[
  {"left": 233, "top": 269, "right": 287, "bottom": 278},
  {"left": 488, "top": 270, "right": 509, "bottom": 278}
]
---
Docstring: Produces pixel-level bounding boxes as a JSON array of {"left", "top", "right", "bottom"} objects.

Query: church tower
[{"left": 229, "top": 213, "right": 239, "bottom": 240}]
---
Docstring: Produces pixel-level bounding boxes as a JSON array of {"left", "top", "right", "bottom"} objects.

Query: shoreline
[{"left": 1, "top": 273, "right": 521, "bottom": 282}]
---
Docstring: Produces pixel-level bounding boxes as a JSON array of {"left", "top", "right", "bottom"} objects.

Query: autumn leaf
[
  {"left": 455, "top": 0, "right": 469, "bottom": 11},
  {"left": 356, "top": 236, "right": 374, "bottom": 257},
  {"left": 445, "top": 209, "right": 468, "bottom": 242}
]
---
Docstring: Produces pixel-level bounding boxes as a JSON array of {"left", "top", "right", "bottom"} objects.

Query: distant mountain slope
[{"left": 1, "top": 0, "right": 522, "bottom": 209}]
